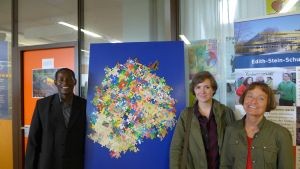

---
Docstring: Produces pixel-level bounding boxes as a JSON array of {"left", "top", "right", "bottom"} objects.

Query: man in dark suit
[{"left": 25, "top": 68, "right": 86, "bottom": 169}]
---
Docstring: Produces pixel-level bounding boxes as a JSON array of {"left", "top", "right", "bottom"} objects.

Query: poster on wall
[
  {"left": 225, "top": 37, "right": 237, "bottom": 111},
  {"left": 225, "top": 37, "right": 236, "bottom": 78},
  {"left": 85, "top": 41, "right": 186, "bottom": 169},
  {"left": 188, "top": 39, "right": 218, "bottom": 78},
  {"left": 187, "top": 39, "right": 218, "bottom": 105},
  {"left": 234, "top": 13, "right": 300, "bottom": 167},
  {"left": 266, "top": 0, "right": 300, "bottom": 15},
  {"left": 32, "top": 68, "right": 57, "bottom": 98},
  {"left": 0, "top": 41, "right": 9, "bottom": 119}
]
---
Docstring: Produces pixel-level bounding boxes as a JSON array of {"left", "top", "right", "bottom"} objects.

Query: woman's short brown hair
[
  {"left": 190, "top": 71, "right": 217, "bottom": 96},
  {"left": 239, "top": 82, "right": 276, "bottom": 112}
]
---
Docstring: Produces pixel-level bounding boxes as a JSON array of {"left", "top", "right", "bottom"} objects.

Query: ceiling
[
  {"left": 0, "top": 0, "right": 172, "bottom": 59},
  {"left": 0, "top": 0, "right": 124, "bottom": 46}
]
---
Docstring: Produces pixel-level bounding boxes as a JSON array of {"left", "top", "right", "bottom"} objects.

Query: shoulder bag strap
[{"left": 180, "top": 107, "right": 193, "bottom": 169}]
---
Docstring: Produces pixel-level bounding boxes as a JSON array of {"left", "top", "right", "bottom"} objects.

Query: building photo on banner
[
  {"left": 233, "top": 13, "right": 300, "bottom": 167},
  {"left": 85, "top": 41, "right": 186, "bottom": 169}
]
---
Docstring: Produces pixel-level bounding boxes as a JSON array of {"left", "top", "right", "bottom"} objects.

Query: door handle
[{"left": 20, "top": 125, "right": 30, "bottom": 137}]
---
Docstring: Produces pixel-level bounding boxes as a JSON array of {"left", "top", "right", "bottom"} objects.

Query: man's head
[
  {"left": 54, "top": 68, "right": 76, "bottom": 100},
  {"left": 283, "top": 73, "right": 291, "bottom": 81}
]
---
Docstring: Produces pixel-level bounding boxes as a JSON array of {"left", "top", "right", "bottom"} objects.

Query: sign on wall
[{"left": 0, "top": 41, "right": 9, "bottom": 119}]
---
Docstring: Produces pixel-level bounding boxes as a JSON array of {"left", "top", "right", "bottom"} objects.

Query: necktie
[{"left": 62, "top": 103, "right": 71, "bottom": 127}]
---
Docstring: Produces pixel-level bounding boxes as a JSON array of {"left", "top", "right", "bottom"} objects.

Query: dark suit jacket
[{"left": 25, "top": 94, "right": 86, "bottom": 169}]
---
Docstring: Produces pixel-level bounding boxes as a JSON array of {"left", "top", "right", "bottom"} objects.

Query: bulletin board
[{"left": 85, "top": 41, "right": 186, "bottom": 169}]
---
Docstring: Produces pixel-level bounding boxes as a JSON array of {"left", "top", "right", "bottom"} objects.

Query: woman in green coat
[
  {"left": 221, "top": 82, "right": 294, "bottom": 169},
  {"left": 170, "top": 71, "right": 235, "bottom": 169}
]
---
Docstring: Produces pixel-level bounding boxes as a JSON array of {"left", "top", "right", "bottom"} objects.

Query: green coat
[
  {"left": 170, "top": 99, "right": 235, "bottom": 169},
  {"left": 277, "top": 80, "right": 296, "bottom": 102},
  {"left": 220, "top": 116, "right": 294, "bottom": 169}
]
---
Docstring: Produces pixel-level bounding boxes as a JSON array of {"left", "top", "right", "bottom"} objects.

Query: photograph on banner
[
  {"left": 234, "top": 67, "right": 296, "bottom": 118},
  {"left": 85, "top": 41, "right": 186, "bottom": 169},
  {"left": 187, "top": 39, "right": 218, "bottom": 105},
  {"left": 32, "top": 68, "right": 57, "bottom": 98},
  {"left": 266, "top": 0, "right": 300, "bottom": 15},
  {"left": 234, "top": 13, "right": 300, "bottom": 70}
]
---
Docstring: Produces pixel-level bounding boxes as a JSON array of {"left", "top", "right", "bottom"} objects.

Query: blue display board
[{"left": 85, "top": 41, "right": 186, "bottom": 169}]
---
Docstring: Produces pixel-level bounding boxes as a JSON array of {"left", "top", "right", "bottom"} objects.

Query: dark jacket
[
  {"left": 25, "top": 94, "right": 86, "bottom": 169},
  {"left": 220, "top": 116, "right": 294, "bottom": 169},
  {"left": 170, "top": 99, "right": 235, "bottom": 169}
]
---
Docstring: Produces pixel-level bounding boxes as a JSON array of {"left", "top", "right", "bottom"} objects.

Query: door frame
[{"left": 12, "top": 42, "right": 78, "bottom": 169}]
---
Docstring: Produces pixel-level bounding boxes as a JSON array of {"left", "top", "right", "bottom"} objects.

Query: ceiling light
[
  {"left": 81, "top": 29, "right": 102, "bottom": 38},
  {"left": 110, "top": 39, "right": 122, "bottom": 43},
  {"left": 179, "top": 35, "right": 191, "bottom": 45},
  {"left": 58, "top": 21, "right": 78, "bottom": 30},
  {"left": 81, "top": 49, "right": 89, "bottom": 54},
  {"left": 58, "top": 21, "right": 102, "bottom": 38}
]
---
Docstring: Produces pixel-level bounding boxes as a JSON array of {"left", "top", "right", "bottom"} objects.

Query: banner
[
  {"left": 85, "top": 41, "right": 186, "bottom": 169},
  {"left": 234, "top": 13, "right": 300, "bottom": 167}
]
